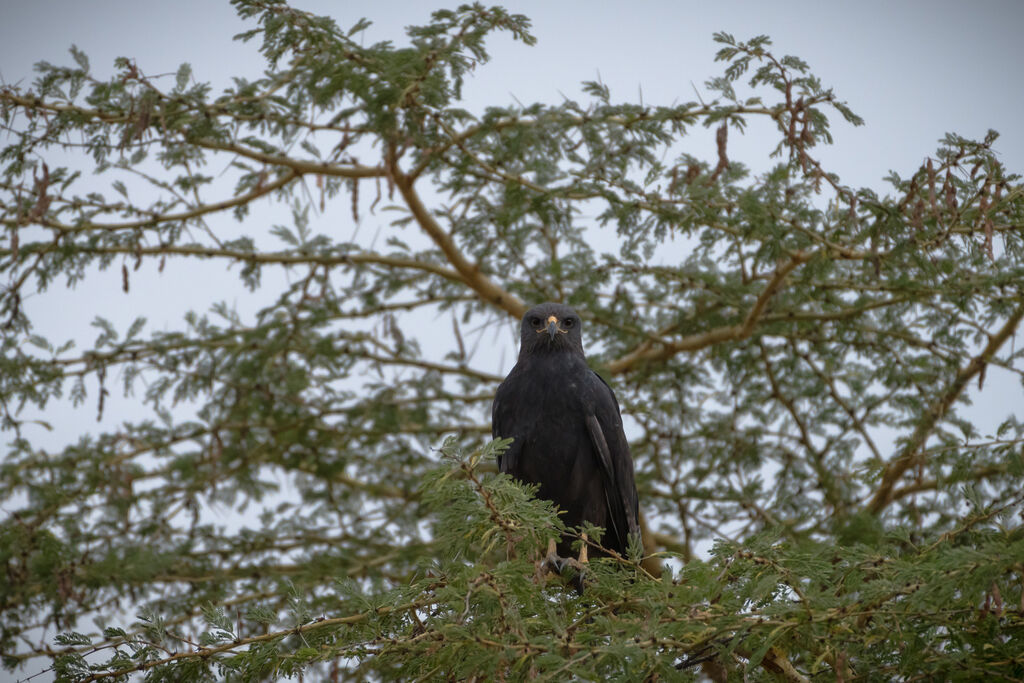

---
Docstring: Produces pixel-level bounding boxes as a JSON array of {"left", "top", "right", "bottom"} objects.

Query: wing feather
[
  {"left": 585, "top": 372, "right": 640, "bottom": 552},
  {"left": 491, "top": 380, "right": 522, "bottom": 473},
  {"left": 585, "top": 414, "right": 628, "bottom": 547}
]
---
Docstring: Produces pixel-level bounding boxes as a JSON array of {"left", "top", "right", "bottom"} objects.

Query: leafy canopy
[{"left": 2, "top": 2, "right": 1023, "bottom": 680}]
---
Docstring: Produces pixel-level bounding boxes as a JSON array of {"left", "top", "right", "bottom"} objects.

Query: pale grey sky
[{"left": 3, "top": 1, "right": 1023, "bottom": 191}]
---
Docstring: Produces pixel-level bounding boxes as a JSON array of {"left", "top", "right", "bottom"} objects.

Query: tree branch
[
  {"left": 80, "top": 598, "right": 437, "bottom": 682},
  {"left": 3, "top": 243, "right": 467, "bottom": 286},
  {"left": 2, "top": 169, "right": 299, "bottom": 233},
  {"left": 194, "top": 138, "right": 385, "bottom": 179},
  {"left": 606, "top": 251, "right": 809, "bottom": 374},
  {"left": 0, "top": 93, "right": 385, "bottom": 179},
  {"left": 392, "top": 165, "right": 526, "bottom": 318},
  {"left": 866, "top": 303, "right": 1024, "bottom": 515}
]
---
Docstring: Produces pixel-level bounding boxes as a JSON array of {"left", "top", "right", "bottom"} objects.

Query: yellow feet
[{"left": 534, "top": 535, "right": 588, "bottom": 593}]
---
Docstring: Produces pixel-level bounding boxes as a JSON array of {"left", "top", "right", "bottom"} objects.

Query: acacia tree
[{"left": 3, "top": 2, "right": 1024, "bottom": 680}]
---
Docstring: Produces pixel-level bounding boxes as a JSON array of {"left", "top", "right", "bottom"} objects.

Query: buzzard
[{"left": 492, "top": 302, "right": 641, "bottom": 573}]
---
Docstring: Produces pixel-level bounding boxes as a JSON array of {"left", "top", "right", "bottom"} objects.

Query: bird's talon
[
  {"left": 535, "top": 553, "right": 563, "bottom": 584},
  {"left": 541, "top": 552, "right": 566, "bottom": 574},
  {"left": 535, "top": 552, "right": 588, "bottom": 592},
  {"left": 563, "top": 558, "right": 587, "bottom": 593}
]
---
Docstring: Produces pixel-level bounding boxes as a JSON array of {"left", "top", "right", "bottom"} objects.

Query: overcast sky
[
  {"left": 3, "top": 1, "right": 1023, "bottom": 444},
  {"left": 4, "top": 1, "right": 1023, "bottom": 190}
]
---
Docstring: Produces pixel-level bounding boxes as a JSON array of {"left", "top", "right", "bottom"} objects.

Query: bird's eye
[
  {"left": 530, "top": 317, "right": 541, "bottom": 327},
  {"left": 564, "top": 318, "right": 574, "bottom": 327}
]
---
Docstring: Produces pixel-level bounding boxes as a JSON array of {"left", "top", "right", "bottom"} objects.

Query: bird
[{"left": 491, "top": 302, "right": 641, "bottom": 577}]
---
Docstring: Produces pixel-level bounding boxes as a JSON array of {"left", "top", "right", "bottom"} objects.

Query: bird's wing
[
  {"left": 585, "top": 372, "right": 641, "bottom": 551},
  {"left": 584, "top": 414, "right": 629, "bottom": 547},
  {"left": 491, "top": 381, "right": 521, "bottom": 473}
]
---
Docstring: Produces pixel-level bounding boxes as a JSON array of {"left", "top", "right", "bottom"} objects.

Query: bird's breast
[{"left": 497, "top": 359, "right": 595, "bottom": 473}]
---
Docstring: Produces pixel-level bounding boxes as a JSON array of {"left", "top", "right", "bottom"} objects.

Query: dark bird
[{"left": 492, "top": 302, "right": 641, "bottom": 571}]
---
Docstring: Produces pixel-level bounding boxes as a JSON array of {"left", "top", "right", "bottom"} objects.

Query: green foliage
[{"left": 2, "top": 2, "right": 1024, "bottom": 680}]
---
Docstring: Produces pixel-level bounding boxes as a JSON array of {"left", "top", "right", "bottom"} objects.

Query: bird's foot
[
  {"left": 535, "top": 552, "right": 587, "bottom": 593},
  {"left": 542, "top": 550, "right": 566, "bottom": 574},
  {"left": 535, "top": 551, "right": 564, "bottom": 582}
]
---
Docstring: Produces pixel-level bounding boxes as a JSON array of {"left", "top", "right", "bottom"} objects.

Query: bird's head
[{"left": 518, "top": 302, "right": 584, "bottom": 356}]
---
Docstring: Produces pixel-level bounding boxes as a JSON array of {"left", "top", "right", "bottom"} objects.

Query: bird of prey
[{"left": 491, "top": 302, "right": 641, "bottom": 573}]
